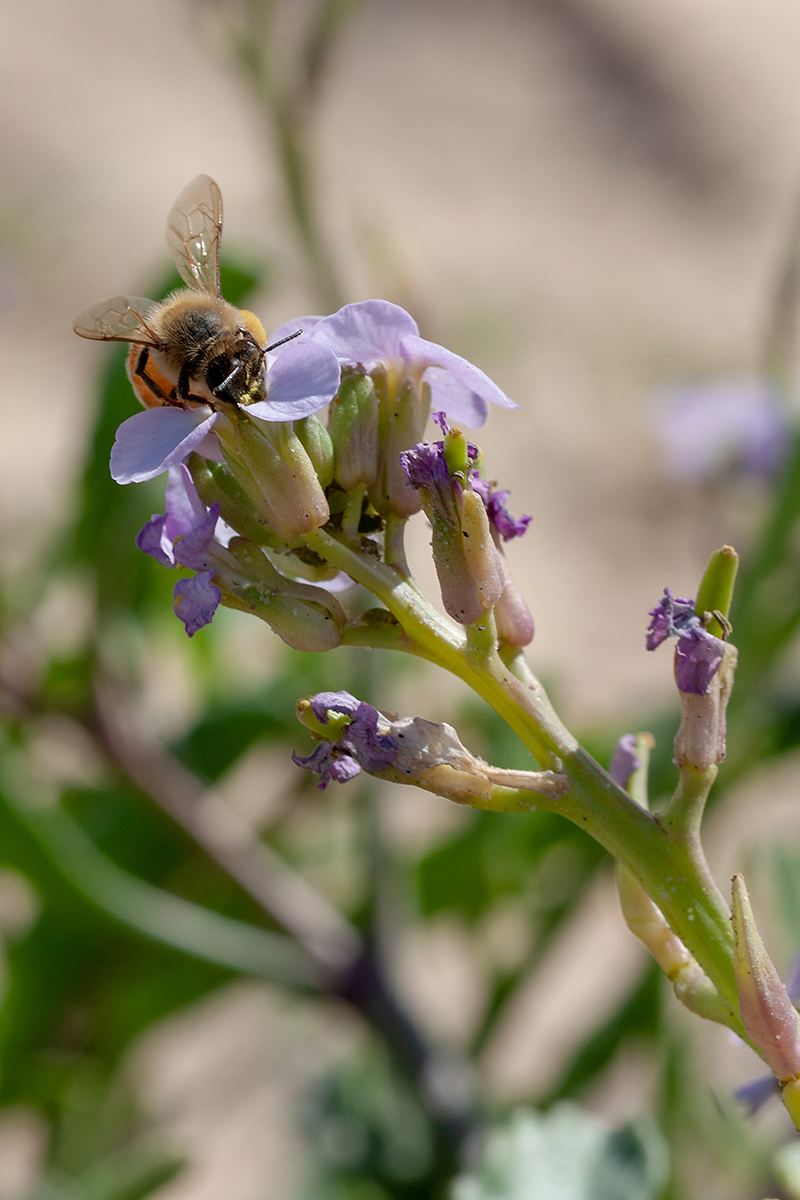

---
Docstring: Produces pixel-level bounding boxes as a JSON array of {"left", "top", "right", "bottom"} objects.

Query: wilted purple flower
[
  {"left": 472, "top": 472, "right": 531, "bottom": 541},
  {"left": 646, "top": 587, "right": 726, "bottom": 695},
  {"left": 269, "top": 300, "right": 518, "bottom": 428},
  {"left": 173, "top": 573, "right": 222, "bottom": 638},
  {"left": 110, "top": 340, "right": 340, "bottom": 485},
  {"left": 293, "top": 692, "right": 400, "bottom": 789},
  {"left": 609, "top": 734, "right": 641, "bottom": 789},
  {"left": 651, "top": 377, "right": 788, "bottom": 485}
]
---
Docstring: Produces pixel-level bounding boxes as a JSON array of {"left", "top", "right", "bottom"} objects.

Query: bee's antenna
[{"left": 263, "top": 328, "right": 303, "bottom": 355}]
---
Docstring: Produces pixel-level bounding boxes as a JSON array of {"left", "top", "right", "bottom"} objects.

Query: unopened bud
[
  {"left": 369, "top": 372, "right": 430, "bottom": 518},
  {"left": 493, "top": 573, "right": 534, "bottom": 647},
  {"left": 329, "top": 369, "right": 379, "bottom": 491},
  {"left": 295, "top": 416, "right": 335, "bottom": 490},
  {"left": 674, "top": 642, "right": 737, "bottom": 770},
  {"left": 215, "top": 412, "right": 329, "bottom": 542},
  {"left": 187, "top": 454, "right": 281, "bottom": 548},
  {"left": 732, "top": 873, "right": 800, "bottom": 1083}
]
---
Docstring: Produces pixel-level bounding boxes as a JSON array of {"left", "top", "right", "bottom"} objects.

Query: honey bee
[{"left": 73, "top": 175, "right": 297, "bottom": 410}]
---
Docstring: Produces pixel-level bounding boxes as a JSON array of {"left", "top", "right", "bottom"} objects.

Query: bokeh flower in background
[{"left": 650, "top": 377, "right": 790, "bottom": 484}]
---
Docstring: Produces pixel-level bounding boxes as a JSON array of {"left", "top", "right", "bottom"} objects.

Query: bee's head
[{"left": 206, "top": 336, "right": 266, "bottom": 406}]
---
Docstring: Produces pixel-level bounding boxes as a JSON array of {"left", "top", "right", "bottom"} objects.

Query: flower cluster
[{"left": 107, "top": 296, "right": 524, "bottom": 641}]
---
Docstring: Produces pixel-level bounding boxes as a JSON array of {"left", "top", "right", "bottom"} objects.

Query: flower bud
[
  {"left": 673, "top": 642, "right": 737, "bottom": 771},
  {"left": 329, "top": 369, "right": 379, "bottom": 491},
  {"left": 187, "top": 454, "right": 282, "bottom": 548},
  {"left": 732, "top": 873, "right": 800, "bottom": 1084},
  {"left": 292, "top": 691, "right": 567, "bottom": 802},
  {"left": 214, "top": 411, "right": 329, "bottom": 543},
  {"left": 295, "top": 416, "right": 335, "bottom": 490},
  {"left": 219, "top": 539, "right": 346, "bottom": 652},
  {"left": 369, "top": 371, "right": 430, "bottom": 518}
]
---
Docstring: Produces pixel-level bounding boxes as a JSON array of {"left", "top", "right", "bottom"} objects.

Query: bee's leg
[{"left": 134, "top": 347, "right": 177, "bottom": 406}]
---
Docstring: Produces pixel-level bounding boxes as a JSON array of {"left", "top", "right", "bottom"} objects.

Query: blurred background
[{"left": 2, "top": 1, "right": 800, "bottom": 1197}]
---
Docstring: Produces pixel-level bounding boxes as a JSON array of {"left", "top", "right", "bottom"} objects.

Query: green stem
[
  {"left": 303, "top": 528, "right": 742, "bottom": 1024},
  {"left": 341, "top": 484, "right": 366, "bottom": 546},
  {"left": 384, "top": 512, "right": 410, "bottom": 574}
]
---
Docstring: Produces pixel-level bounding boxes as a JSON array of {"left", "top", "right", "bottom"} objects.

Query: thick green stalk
[{"left": 303, "top": 529, "right": 741, "bottom": 1024}]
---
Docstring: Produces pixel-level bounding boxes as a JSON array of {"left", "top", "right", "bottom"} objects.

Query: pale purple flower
[
  {"left": 293, "top": 691, "right": 399, "bottom": 789},
  {"left": 646, "top": 587, "right": 726, "bottom": 695},
  {"left": 136, "top": 465, "right": 233, "bottom": 636},
  {"left": 110, "top": 341, "right": 340, "bottom": 485},
  {"left": 609, "top": 734, "right": 640, "bottom": 789},
  {"left": 651, "top": 377, "right": 788, "bottom": 485},
  {"left": 269, "top": 299, "right": 518, "bottom": 428}
]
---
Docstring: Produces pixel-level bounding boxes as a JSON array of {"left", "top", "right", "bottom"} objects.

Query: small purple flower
[
  {"left": 651, "top": 377, "right": 789, "bottom": 485},
  {"left": 136, "top": 465, "right": 233, "bottom": 636},
  {"left": 293, "top": 692, "right": 399, "bottom": 789},
  {"left": 609, "top": 734, "right": 641, "bottom": 789},
  {"left": 269, "top": 300, "right": 518, "bottom": 428},
  {"left": 646, "top": 588, "right": 726, "bottom": 695},
  {"left": 110, "top": 340, "right": 340, "bottom": 485}
]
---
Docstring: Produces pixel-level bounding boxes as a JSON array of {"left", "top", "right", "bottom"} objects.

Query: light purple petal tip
[
  {"left": 173, "top": 571, "right": 221, "bottom": 637},
  {"left": 246, "top": 341, "right": 341, "bottom": 422},
  {"left": 110, "top": 407, "right": 219, "bottom": 484},
  {"left": 266, "top": 315, "right": 323, "bottom": 351},
  {"left": 172, "top": 503, "right": 221, "bottom": 570},
  {"left": 609, "top": 734, "right": 641, "bottom": 789},
  {"left": 136, "top": 515, "right": 173, "bottom": 567},
  {"left": 164, "top": 464, "right": 206, "bottom": 542},
  {"left": 307, "top": 299, "right": 419, "bottom": 363},
  {"left": 401, "top": 334, "right": 518, "bottom": 428}
]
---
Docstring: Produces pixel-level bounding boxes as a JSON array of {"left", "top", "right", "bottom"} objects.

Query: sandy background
[{"left": 3, "top": 0, "right": 800, "bottom": 1195}]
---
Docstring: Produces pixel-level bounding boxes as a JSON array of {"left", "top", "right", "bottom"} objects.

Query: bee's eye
[{"left": 206, "top": 355, "right": 235, "bottom": 396}]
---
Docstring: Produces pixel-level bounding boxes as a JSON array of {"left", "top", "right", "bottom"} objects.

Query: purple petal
[
  {"left": 308, "top": 691, "right": 361, "bottom": 723},
  {"left": 341, "top": 702, "right": 398, "bottom": 771},
  {"left": 247, "top": 341, "right": 341, "bottom": 421},
  {"left": 432, "top": 411, "right": 450, "bottom": 435},
  {"left": 110, "top": 407, "right": 219, "bottom": 484},
  {"left": 399, "top": 441, "right": 450, "bottom": 493},
  {"left": 484, "top": 487, "right": 531, "bottom": 541},
  {"left": 164, "top": 464, "right": 206, "bottom": 542},
  {"left": 609, "top": 734, "right": 641, "bottom": 789},
  {"left": 307, "top": 300, "right": 419, "bottom": 363},
  {"left": 172, "top": 503, "right": 221, "bottom": 570},
  {"left": 266, "top": 315, "right": 323, "bottom": 350},
  {"left": 136, "top": 515, "right": 174, "bottom": 567},
  {"left": 674, "top": 628, "right": 726, "bottom": 695},
  {"left": 646, "top": 589, "right": 697, "bottom": 650},
  {"left": 194, "top": 429, "right": 226, "bottom": 462},
  {"left": 291, "top": 742, "right": 361, "bottom": 790},
  {"left": 173, "top": 571, "right": 221, "bottom": 637},
  {"left": 401, "top": 334, "right": 518, "bottom": 427},
  {"left": 734, "top": 1074, "right": 779, "bottom": 1117}
]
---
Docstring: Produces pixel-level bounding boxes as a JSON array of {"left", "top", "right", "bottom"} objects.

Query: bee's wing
[
  {"left": 165, "top": 174, "right": 222, "bottom": 297},
  {"left": 72, "top": 296, "right": 161, "bottom": 343}
]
